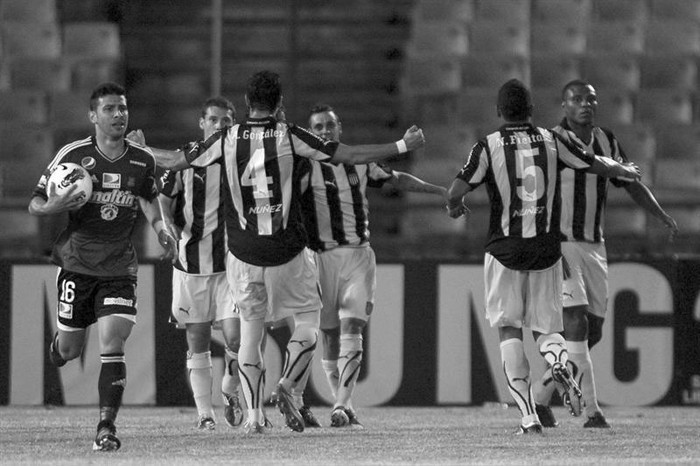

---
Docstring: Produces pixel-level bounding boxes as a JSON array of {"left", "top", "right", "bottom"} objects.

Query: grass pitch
[{"left": 1, "top": 405, "right": 699, "bottom": 465}]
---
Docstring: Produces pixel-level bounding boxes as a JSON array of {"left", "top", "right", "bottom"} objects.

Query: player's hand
[
  {"left": 126, "top": 129, "right": 146, "bottom": 146},
  {"left": 158, "top": 228, "right": 178, "bottom": 264},
  {"left": 45, "top": 182, "right": 86, "bottom": 213},
  {"left": 663, "top": 215, "right": 679, "bottom": 243},
  {"left": 402, "top": 125, "right": 425, "bottom": 151},
  {"left": 618, "top": 162, "right": 642, "bottom": 182},
  {"left": 446, "top": 200, "right": 470, "bottom": 219}
]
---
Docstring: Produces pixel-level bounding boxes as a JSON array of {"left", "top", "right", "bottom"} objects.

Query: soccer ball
[{"left": 48, "top": 162, "right": 93, "bottom": 206}]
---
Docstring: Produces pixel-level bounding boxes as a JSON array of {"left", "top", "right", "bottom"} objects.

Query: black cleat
[
  {"left": 330, "top": 406, "right": 349, "bottom": 427},
  {"left": 49, "top": 332, "right": 67, "bottom": 367},
  {"left": 345, "top": 407, "right": 364, "bottom": 429},
  {"left": 517, "top": 421, "right": 543, "bottom": 435},
  {"left": 299, "top": 405, "right": 321, "bottom": 428},
  {"left": 583, "top": 411, "right": 611, "bottom": 428},
  {"left": 273, "top": 384, "right": 304, "bottom": 432},
  {"left": 535, "top": 404, "right": 559, "bottom": 428},
  {"left": 196, "top": 416, "right": 216, "bottom": 430},
  {"left": 222, "top": 392, "right": 243, "bottom": 427},
  {"left": 552, "top": 362, "right": 582, "bottom": 416},
  {"left": 92, "top": 420, "right": 121, "bottom": 451}
]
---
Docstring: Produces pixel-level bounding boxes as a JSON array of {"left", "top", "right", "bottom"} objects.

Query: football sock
[
  {"left": 533, "top": 369, "right": 556, "bottom": 406},
  {"left": 187, "top": 351, "right": 214, "bottom": 418},
  {"left": 567, "top": 339, "right": 601, "bottom": 417},
  {"left": 291, "top": 361, "right": 312, "bottom": 408},
  {"left": 239, "top": 319, "right": 265, "bottom": 423},
  {"left": 98, "top": 353, "right": 126, "bottom": 424},
  {"left": 500, "top": 338, "right": 536, "bottom": 422},
  {"left": 335, "top": 334, "right": 363, "bottom": 409},
  {"left": 279, "top": 321, "right": 317, "bottom": 391},
  {"left": 222, "top": 347, "right": 240, "bottom": 396},
  {"left": 322, "top": 359, "right": 339, "bottom": 399},
  {"left": 537, "top": 333, "right": 569, "bottom": 367}
]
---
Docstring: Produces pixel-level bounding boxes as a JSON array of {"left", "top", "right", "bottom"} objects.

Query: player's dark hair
[
  {"left": 497, "top": 79, "right": 532, "bottom": 121},
  {"left": 246, "top": 70, "right": 282, "bottom": 112},
  {"left": 89, "top": 82, "right": 125, "bottom": 110},
  {"left": 308, "top": 104, "right": 340, "bottom": 124},
  {"left": 561, "top": 79, "right": 593, "bottom": 100},
  {"left": 202, "top": 96, "right": 236, "bottom": 119}
]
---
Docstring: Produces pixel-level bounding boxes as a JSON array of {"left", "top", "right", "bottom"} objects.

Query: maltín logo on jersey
[{"left": 103, "top": 173, "right": 121, "bottom": 189}]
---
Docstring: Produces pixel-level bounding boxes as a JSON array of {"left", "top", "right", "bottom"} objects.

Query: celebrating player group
[{"left": 29, "top": 70, "right": 677, "bottom": 451}]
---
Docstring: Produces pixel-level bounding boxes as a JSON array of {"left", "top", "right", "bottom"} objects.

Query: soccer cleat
[
  {"left": 344, "top": 408, "right": 364, "bottom": 429},
  {"left": 49, "top": 332, "right": 67, "bottom": 367},
  {"left": 243, "top": 419, "right": 266, "bottom": 435},
  {"left": 196, "top": 416, "right": 216, "bottom": 430},
  {"left": 92, "top": 420, "right": 121, "bottom": 451},
  {"left": 551, "top": 362, "right": 583, "bottom": 417},
  {"left": 273, "top": 384, "right": 304, "bottom": 432},
  {"left": 330, "top": 406, "right": 350, "bottom": 427},
  {"left": 222, "top": 392, "right": 244, "bottom": 427},
  {"left": 583, "top": 411, "right": 611, "bottom": 428},
  {"left": 299, "top": 405, "right": 321, "bottom": 428},
  {"left": 517, "top": 421, "right": 543, "bottom": 435},
  {"left": 535, "top": 404, "right": 559, "bottom": 428}
]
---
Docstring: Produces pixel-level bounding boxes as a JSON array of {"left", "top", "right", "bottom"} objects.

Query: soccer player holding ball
[{"left": 28, "top": 82, "right": 177, "bottom": 451}]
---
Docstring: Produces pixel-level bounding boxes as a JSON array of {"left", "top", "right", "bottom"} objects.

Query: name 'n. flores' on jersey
[
  {"left": 33, "top": 136, "right": 158, "bottom": 277},
  {"left": 456, "top": 123, "right": 594, "bottom": 271},
  {"left": 301, "top": 161, "right": 392, "bottom": 252},
  {"left": 186, "top": 117, "right": 339, "bottom": 267}
]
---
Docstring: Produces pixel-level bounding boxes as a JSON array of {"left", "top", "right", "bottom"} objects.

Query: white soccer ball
[{"left": 48, "top": 162, "right": 93, "bottom": 206}]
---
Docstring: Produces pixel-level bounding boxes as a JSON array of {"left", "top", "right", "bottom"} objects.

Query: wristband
[{"left": 396, "top": 139, "right": 408, "bottom": 154}]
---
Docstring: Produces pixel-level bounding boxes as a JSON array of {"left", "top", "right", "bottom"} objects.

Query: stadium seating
[
  {"left": 8, "top": 58, "right": 72, "bottom": 92},
  {"left": 654, "top": 158, "right": 700, "bottom": 190},
  {"left": 645, "top": 20, "right": 700, "bottom": 57},
  {"left": 592, "top": 0, "right": 649, "bottom": 22},
  {"left": 411, "top": 0, "right": 474, "bottom": 24},
  {"left": 468, "top": 21, "right": 530, "bottom": 58},
  {"left": 636, "top": 90, "right": 694, "bottom": 125},
  {"left": 640, "top": 56, "right": 698, "bottom": 90},
  {"left": 403, "top": 58, "right": 462, "bottom": 95},
  {"left": 611, "top": 124, "right": 657, "bottom": 164},
  {"left": 604, "top": 205, "right": 647, "bottom": 236},
  {"left": 531, "top": 24, "right": 587, "bottom": 56},
  {"left": 649, "top": 0, "right": 700, "bottom": 21},
  {"left": 62, "top": 22, "right": 121, "bottom": 59},
  {"left": 530, "top": 87, "right": 565, "bottom": 127},
  {"left": 586, "top": 21, "right": 645, "bottom": 55},
  {"left": 0, "top": 90, "right": 50, "bottom": 125},
  {"left": 530, "top": 57, "right": 581, "bottom": 89},
  {"left": 474, "top": 0, "right": 531, "bottom": 22},
  {"left": 654, "top": 125, "right": 700, "bottom": 159},
  {"left": 461, "top": 56, "right": 529, "bottom": 88},
  {"left": 532, "top": 0, "right": 592, "bottom": 23},
  {"left": 457, "top": 87, "right": 501, "bottom": 129},
  {"left": 0, "top": 0, "right": 57, "bottom": 23},
  {"left": 72, "top": 58, "right": 123, "bottom": 91},
  {"left": 405, "top": 22, "right": 468, "bottom": 58},
  {"left": 49, "top": 92, "right": 92, "bottom": 130},
  {"left": 593, "top": 89, "right": 635, "bottom": 126},
  {"left": 1, "top": 21, "right": 61, "bottom": 58},
  {"left": 582, "top": 56, "right": 640, "bottom": 92}
]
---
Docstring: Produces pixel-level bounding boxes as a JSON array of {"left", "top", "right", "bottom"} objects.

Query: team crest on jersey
[
  {"left": 100, "top": 203, "right": 119, "bottom": 221},
  {"left": 81, "top": 157, "right": 96, "bottom": 170},
  {"left": 348, "top": 173, "right": 360, "bottom": 186},
  {"left": 58, "top": 302, "right": 73, "bottom": 319},
  {"left": 102, "top": 173, "right": 121, "bottom": 189}
]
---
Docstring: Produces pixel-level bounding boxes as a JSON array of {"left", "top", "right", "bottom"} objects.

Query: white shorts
[
  {"left": 228, "top": 248, "right": 321, "bottom": 322},
  {"left": 484, "top": 253, "right": 563, "bottom": 334},
  {"left": 317, "top": 246, "right": 376, "bottom": 330},
  {"left": 562, "top": 241, "right": 608, "bottom": 318},
  {"left": 171, "top": 269, "right": 237, "bottom": 326}
]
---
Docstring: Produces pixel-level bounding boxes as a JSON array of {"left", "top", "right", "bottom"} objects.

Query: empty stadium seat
[
  {"left": 62, "top": 22, "right": 121, "bottom": 59},
  {"left": 474, "top": 0, "right": 531, "bottom": 22},
  {"left": 406, "top": 22, "right": 468, "bottom": 58},
  {"left": 1, "top": 21, "right": 61, "bottom": 58},
  {"left": 645, "top": 20, "right": 700, "bottom": 57},
  {"left": 586, "top": 21, "right": 645, "bottom": 55},
  {"left": 582, "top": 56, "right": 640, "bottom": 92},
  {"left": 593, "top": 89, "right": 635, "bottom": 127},
  {"left": 468, "top": 21, "right": 530, "bottom": 58},
  {"left": 641, "top": 56, "right": 698, "bottom": 90},
  {"left": 604, "top": 206, "right": 647, "bottom": 236},
  {"left": 72, "top": 58, "right": 123, "bottom": 91},
  {"left": 49, "top": 92, "right": 92, "bottom": 130},
  {"left": 655, "top": 125, "right": 700, "bottom": 159},
  {"left": 8, "top": 58, "right": 72, "bottom": 92},
  {"left": 650, "top": 0, "right": 700, "bottom": 22},
  {"left": 402, "top": 93, "right": 461, "bottom": 126},
  {"left": 636, "top": 90, "right": 694, "bottom": 125},
  {"left": 461, "top": 56, "right": 529, "bottom": 88},
  {"left": 411, "top": 0, "right": 474, "bottom": 24},
  {"left": 592, "top": 0, "right": 649, "bottom": 22},
  {"left": 457, "top": 87, "right": 501, "bottom": 129},
  {"left": 0, "top": 124, "right": 54, "bottom": 162},
  {"left": 530, "top": 57, "right": 581, "bottom": 89},
  {"left": 402, "top": 58, "right": 462, "bottom": 95},
  {"left": 0, "top": 0, "right": 57, "bottom": 23},
  {"left": 612, "top": 124, "right": 657, "bottom": 163},
  {"left": 654, "top": 158, "right": 700, "bottom": 190},
  {"left": 531, "top": 87, "right": 565, "bottom": 127},
  {"left": 531, "top": 24, "right": 587, "bottom": 56},
  {"left": 0, "top": 90, "right": 49, "bottom": 125},
  {"left": 532, "top": 0, "right": 592, "bottom": 23}
]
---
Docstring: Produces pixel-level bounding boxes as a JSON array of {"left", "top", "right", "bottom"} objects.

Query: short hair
[
  {"left": 201, "top": 96, "right": 235, "bottom": 119},
  {"left": 308, "top": 104, "right": 339, "bottom": 123},
  {"left": 497, "top": 79, "right": 532, "bottom": 121},
  {"left": 89, "top": 82, "right": 125, "bottom": 110},
  {"left": 561, "top": 79, "right": 593, "bottom": 100},
  {"left": 246, "top": 70, "right": 281, "bottom": 112}
]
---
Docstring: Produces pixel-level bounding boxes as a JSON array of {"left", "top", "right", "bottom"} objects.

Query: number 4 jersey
[
  {"left": 456, "top": 123, "right": 594, "bottom": 271},
  {"left": 185, "top": 116, "right": 339, "bottom": 267}
]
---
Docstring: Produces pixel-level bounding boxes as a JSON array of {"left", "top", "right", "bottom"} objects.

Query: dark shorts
[{"left": 56, "top": 269, "right": 137, "bottom": 329}]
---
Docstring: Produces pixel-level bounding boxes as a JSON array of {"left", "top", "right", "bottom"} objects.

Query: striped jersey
[
  {"left": 456, "top": 123, "right": 594, "bottom": 270},
  {"left": 160, "top": 142, "right": 227, "bottom": 274},
  {"left": 32, "top": 136, "right": 158, "bottom": 277},
  {"left": 301, "top": 161, "right": 393, "bottom": 252},
  {"left": 185, "top": 116, "right": 339, "bottom": 267},
  {"left": 554, "top": 119, "right": 629, "bottom": 243}
]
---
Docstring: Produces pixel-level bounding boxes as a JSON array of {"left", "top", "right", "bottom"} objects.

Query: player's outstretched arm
[
  {"left": 139, "top": 197, "right": 178, "bottom": 263},
  {"left": 390, "top": 171, "right": 447, "bottom": 198},
  {"left": 127, "top": 129, "right": 189, "bottom": 171},
  {"left": 625, "top": 181, "right": 679, "bottom": 242},
  {"left": 28, "top": 183, "right": 84, "bottom": 216},
  {"left": 445, "top": 178, "right": 472, "bottom": 219},
  {"left": 332, "top": 126, "right": 425, "bottom": 165},
  {"left": 588, "top": 156, "right": 641, "bottom": 181}
]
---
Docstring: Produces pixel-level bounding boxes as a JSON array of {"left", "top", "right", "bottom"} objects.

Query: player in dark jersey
[
  {"left": 132, "top": 97, "right": 245, "bottom": 430},
  {"left": 298, "top": 104, "right": 446, "bottom": 428},
  {"left": 138, "top": 70, "right": 425, "bottom": 434},
  {"left": 28, "top": 82, "right": 177, "bottom": 452},
  {"left": 532, "top": 80, "right": 678, "bottom": 430},
  {"left": 445, "top": 79, "right": 641, "bottom": 434}
]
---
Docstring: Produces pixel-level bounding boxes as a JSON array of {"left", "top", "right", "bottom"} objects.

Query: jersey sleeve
[
  {"left": 288, "top": 124, "right": 339, "bottom": 161},
  {"left": 187, "top": 129, "right": 226, "bottom": 167},
  {"left": 602, "top": 128, "right": 631, "bottom": 188},
  {"left": 367, "top": 162, "right": 393, "bottom": 188},
  {"left": 551, "top": 130, "right": 595, "bottom": 169},
  {"left": 456, "top": 139, "right": 489, "bottom": 187}
]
